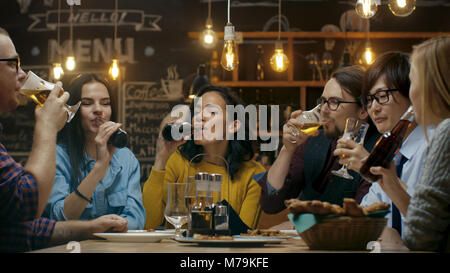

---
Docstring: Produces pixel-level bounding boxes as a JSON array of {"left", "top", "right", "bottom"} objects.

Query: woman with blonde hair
[{"left": 402, "top": 36, "right": 450, "bottom": 252}]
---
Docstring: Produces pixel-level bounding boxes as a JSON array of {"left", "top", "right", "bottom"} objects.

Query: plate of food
[
  {"left": 237, "top": 229, "right": 292, "bottom": 240},
  {"left": 174, "top": 234, "right": 284, "bottom": 247},
  {"left": 93, "top": 230, "right": 174, "bottom": 243}
]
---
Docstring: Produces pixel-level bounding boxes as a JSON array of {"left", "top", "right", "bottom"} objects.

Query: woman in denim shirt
[{"left": 44, "top": 74, "right": 145, "bottom": 230}]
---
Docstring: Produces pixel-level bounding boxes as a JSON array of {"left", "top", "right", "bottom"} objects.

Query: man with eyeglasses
[
  {"left": 255, "top": 66, "right": 381, "bottom": 227},
  {"left": 0, "top": 27, "right": 128, "bottom": 252},
  {"left": 333, "top": 52, "right": 433, "bottom": 238}
]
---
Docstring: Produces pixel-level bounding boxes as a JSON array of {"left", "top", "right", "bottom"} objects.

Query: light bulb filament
[{"left": 397, "top": 0, "right": 406, "bottom": 8}]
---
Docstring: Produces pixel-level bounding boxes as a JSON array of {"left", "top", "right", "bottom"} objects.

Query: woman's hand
[
  {"left": 282, "top": 110, "right": 319, "bottom": 153},
  {"left": 94, "top": 121, "right": 121, "bottom": 166},
  {"left": 333, "top": 138, "right": 369, "bottom": 173},
  {"left": 153, "top": 121, "right": 188, "bottom": 170}
]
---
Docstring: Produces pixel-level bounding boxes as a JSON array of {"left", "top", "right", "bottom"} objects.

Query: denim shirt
[{"left": 45, "top": 144, "right": 146, "bottom": 230}]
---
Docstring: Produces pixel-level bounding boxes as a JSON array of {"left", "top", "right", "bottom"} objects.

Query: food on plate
[
  {"left": 241, "top": 229, "right": 286, "bottom": 237},
  {"left": 285, "top": 198, "right": 389, "bottom": 217},
  {"left": 192, "top": 234, "right": 233, "bottom": 240}
]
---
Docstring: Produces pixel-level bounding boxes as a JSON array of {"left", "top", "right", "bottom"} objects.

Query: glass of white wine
[
  {"left": 286, "top": 104, "right": 324, "bottom": 143},
  {"left": 165, "top": 183, "right": 189, "bottom": 239},
  {"left": 331, "top": 117, "right": 369, "bottom": 180},
  {"left": 19, "top": 71, "right": 81, "bottom": 123}
]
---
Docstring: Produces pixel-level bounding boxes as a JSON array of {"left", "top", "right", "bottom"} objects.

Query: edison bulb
[
  {"left": 52, "top": 63, "right": 64, "bottom": 80},
  {"left": 220, "top": 24, "right": 239, "bottom": 71},
  {"left": 388, "top": 0, "right": 415, "bottom": 17},
  {"left": 65, "top": 56, "right": 76, "bottom": 71},
  {"left": 360, "top": 45, "right": 375, "bottom": 66},
  {"left": 109, "top": 59, "right": 120, "bottom": 80},
  {"left": 200, "top": 19, "right": 217, "bottom": 49},
  {"left": 355, "top": 0, "right": 378, "bottom": 19},
  {"left": 270, "top": 41, "right": 289, "bottom": 72}
]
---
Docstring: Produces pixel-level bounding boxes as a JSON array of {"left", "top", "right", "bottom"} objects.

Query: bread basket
[{"left": 298, "top": 216, "right": 387, "bottom": 250}]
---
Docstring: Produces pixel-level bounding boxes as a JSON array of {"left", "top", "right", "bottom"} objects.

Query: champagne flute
[
  {"left": 19, "top": 71, "right": 81, "bottom": 123},
  {"left": 164, "top": 183, "right": 189, "bottom": 238},
  {"left": 331, "top": 117, "right": 369, "bottom": 180},
  {"left": 286, "top": 104, "right": 324, "bottom": 143}
]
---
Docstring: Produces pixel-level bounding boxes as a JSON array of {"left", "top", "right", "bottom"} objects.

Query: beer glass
[
  {"left": 164, "top": 183, "right": 189, "bottom": 238},
  {"left": 286, "top": 104, "right": 324, "bottom": 143},
  {"left": 332, "top": 117, "right": 369, "bottom": 180},
  {"left": 19, "top": 71, "right": 81, "bottom": 123}
]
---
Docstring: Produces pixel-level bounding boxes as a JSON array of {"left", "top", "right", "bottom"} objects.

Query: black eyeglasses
[
  {"left": 363, "top": 88, "right": 399, "bottom": 108},
  {"left": 0, "top": 56, "right": 21, "bottom": 73},
  {"left": 317, "top": 97, "right": 360, "bottom": 111}
]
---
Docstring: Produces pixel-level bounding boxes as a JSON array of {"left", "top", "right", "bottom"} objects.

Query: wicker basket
[{"left": 299, "top": 216, "right": 387, "bottom": 250}]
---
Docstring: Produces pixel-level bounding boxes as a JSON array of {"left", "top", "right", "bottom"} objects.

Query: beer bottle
[
  {"left": 108, "top": 128, "right": 129, "bottom": 148},
  {"left": 360, "top": 105, "right": 415, "bottom": 183}
]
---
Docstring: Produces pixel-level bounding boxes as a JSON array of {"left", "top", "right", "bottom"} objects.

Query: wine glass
[
  {"left": 331, "top": 117, "right": 369, "bottom": 180},
  {"left": 19, "top": 71, "right": 81, "bottom": 123},
  {"left": 184, "top": 176, "right": 196, "bottom": 213},
  {"left": 164, "top": 183, "right": 189, "bottom": 239},
  {"left": 286, "top": 104, "right": 324, "bottom": 143}
]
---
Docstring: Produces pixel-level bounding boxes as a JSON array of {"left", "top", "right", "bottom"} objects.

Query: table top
[{"left": 30, "top": 228, "right": 412, "bottom": 253}]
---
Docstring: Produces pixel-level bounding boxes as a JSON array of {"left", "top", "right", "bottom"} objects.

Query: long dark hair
[
  {"left": 178, "top": 86, "right": 254, "bottom": 180},
  {"left": 57, "top": 73, "right": 117, "bottom": 192}
]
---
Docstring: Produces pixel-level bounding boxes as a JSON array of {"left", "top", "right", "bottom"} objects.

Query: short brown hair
[
  {"left": 362, "top": 52, "right": 411, "bottom": 105},
  {"left": 331, "top": 65, "right": 365, "bottom": 106}
]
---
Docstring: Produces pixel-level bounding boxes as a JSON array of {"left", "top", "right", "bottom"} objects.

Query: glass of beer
[
  {"left": 331, "top": 117, "right": 369, "bottom": 180},
  {"left": 19, "top": 71, "right": 81, "bottom": 123},
  {"left": 286, "top": 104, "right": 324, "bottom": 143}
]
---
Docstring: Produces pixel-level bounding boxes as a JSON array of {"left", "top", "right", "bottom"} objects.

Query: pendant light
[
  {"left": 52, "top": 0, "right": 64, "bottom": 80},
  {"left": 270, "top": 0, "right": 289, "bottom": 73},
  {"left": 65, "top": 4, "right": 76, "bottom": 71},
  {"left": 200, "top": 0, "right": 217, "bottom": 49},
  {"left": 220, "top": 0, "right": 238, "bottom": 71},
  {"left": 355, "top": 0, "right": 380, "bottom": 19},
  {"left": 109, "top": 0, "right": 120, "bottom": 80},
  {"left": 388, "top": 0, "right": 416, "bottom": 17}
]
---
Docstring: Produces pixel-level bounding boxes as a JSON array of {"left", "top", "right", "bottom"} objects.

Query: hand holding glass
[
  {"left": 331, "top": 118, "right": 369, "bottom": 180},
  {"left": 19, "top": 71, "right": 81, "bottom": 123},
  {"left": 286, "top": 104, "right": 324, "bottom": 143},
  {"left": 165, "top": 183, "right": 189, "bottom": 238}
]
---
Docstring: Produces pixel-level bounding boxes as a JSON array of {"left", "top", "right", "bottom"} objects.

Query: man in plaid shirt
[{"left": 0, "top": 28, "right": 128, "bottom": 252}]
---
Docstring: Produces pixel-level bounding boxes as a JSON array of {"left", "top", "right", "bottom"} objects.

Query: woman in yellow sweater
[{"left": 143, "top": 86, "right": 265, "bottom": 230}]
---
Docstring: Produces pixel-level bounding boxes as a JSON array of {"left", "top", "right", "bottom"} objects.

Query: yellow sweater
[{"left": 143, "top": 151, "right": 265, "bottom": 230}]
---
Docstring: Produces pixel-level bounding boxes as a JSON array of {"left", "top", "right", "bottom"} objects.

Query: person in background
[
  {"left": 334, "top": 52, "right": 432, "bottom": 237},
  {"left": 44, "top": 74, "right": 145, "bottom": 230},
  {"left": 143, "top": 86, "right": 265, "bottom": 230},
  {"left": 0, "top": 27, "right": 127, "bottom": 252},
  {"left": 256, "top": 66, "right": 381, "bottom": 224},
  {"left": 387, "top": 36, "right": 448, "bottom": 252}
]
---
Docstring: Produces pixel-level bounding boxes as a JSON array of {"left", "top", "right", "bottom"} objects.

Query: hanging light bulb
[
  {"left": 220, "top": 0, "right": 238, "bottom": 71},
  {"left": 109, "top": 58, "right": 120, "bottom": 80},
  {"left": 220, "top": 23, "right": 239, "bottom": 71},
  {"left": 52, "top": 63, "right": 64, "bottom": 80},
  {"left": 200, "top": 0, "right": 217, "bottom": 49},
  {"left": 360, "top": 40, "right": 375, "bottom": 66},
  {"left": 388, "top": 0, "right": 416, "bottom": 17},
  {"left": 355, "top": 0, "right": 379, "bottom": 19},
  {"left": 200, "top": 19, "right": 217, "bottom": 49},
  {"left": 270, "top": 41, "right": 289, "bottom": 72},
  {"left": 270, "top": 0, "right": 289, "bottom": 73},
  {"left": 65, "top": 56, "right": 76, "bottom": 71}
]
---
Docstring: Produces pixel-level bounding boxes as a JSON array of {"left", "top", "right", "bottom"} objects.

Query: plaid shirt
[{"left": 0, "top": 136, "right": 55, "bottom": 252}]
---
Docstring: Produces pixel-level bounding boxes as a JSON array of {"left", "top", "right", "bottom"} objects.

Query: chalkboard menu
[
  {"left": 0, "top": 66, "right": 50, "bottom": 165},
  {"left": 121, "top": 81, "right": 185, "bottom": 183}
]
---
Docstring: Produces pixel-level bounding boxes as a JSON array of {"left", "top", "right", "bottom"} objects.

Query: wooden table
[{"left": 31, "top": 227, "right": 411, "bottom": 254}]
